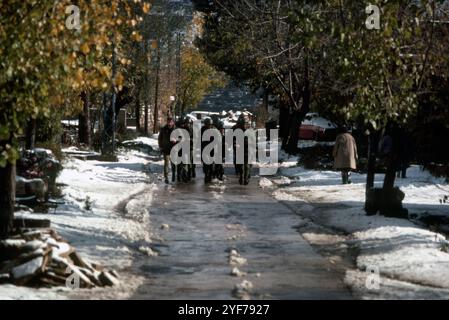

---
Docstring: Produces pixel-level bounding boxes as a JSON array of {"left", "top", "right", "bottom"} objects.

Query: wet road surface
[{"left": 132, "top": 168, "right": 352, "bottom": 300}]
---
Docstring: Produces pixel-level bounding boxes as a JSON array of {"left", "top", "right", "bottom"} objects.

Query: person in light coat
[{"left": 333, "top": 127, "right": 358, "bottom": 184}]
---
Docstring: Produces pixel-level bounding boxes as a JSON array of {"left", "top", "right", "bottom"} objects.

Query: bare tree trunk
[
  {"left": 285, "top": 80, "right": 310, "bottom": 154},
  {"left": 366, "top": 133, "right": 376, "bottom": 192},
  {"left": 144, "top": 103, "right": 149, "bottom": 136},
  {"left": 279, "top": 106, "right": 290, "bottom": 150},
  {"left": 79, "top": 91, "right": 91, "bottom": 147},
  {"left": 383, "top": 165, "right": 397, "bottom": 189},
  {"left": 25, "top": 118, "right": 36, "bottom": 150},
  {"left": 263, "top": 88, "right": 269, "bottom": 112},
  {"left": 364, "top": 132, "right": 377, "bottom": 214},
  {"left": 285, "top": 111, "right": 302, "bottom": 154},
  {"left": 135, "top": 87, "right": 141, "bottom": 133},
  {"left": 383, "top": 128, "right": 399, "bottom": 190},
  {"left": 0, "top": 158, "right": 15, "bottom": 239},
  {"left": 153, "top": 47, "right": 161, "bottom": 134},
  {"left": 144, "top": 79, "right": 149, "bottom": 136}
]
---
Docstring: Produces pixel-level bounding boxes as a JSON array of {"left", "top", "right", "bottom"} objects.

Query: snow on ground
[
  {"left": 122, "top": 134, "right": 160, "bottom": 150},
  {"left": 1, "top": 137, "right": 160, "bottom": 300},
  {"left": 265, "top": 151, "right": 449, "bottom": 299}
]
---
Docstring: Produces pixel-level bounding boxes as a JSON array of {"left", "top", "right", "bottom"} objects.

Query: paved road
[{"left": 132, "top": 168, "right": 352, "bottom": 300}]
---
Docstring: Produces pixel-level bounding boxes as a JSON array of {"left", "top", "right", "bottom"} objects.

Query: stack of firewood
[{"left": 0, "top": 228, "right": 119, "bottom": 288}]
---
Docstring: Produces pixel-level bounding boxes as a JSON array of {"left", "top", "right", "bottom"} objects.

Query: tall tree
[
  {"left": 195, "top": 0, "right": 331, "bottom": 153},
  {"left": 0, "top": 0, "right": 148, "bottom": 238},
  {"left": 194, "top": 0, "right": 449, "bottom": 211},
  {"left": 179, "top": 46, "right": 227, "bottom": 113}
]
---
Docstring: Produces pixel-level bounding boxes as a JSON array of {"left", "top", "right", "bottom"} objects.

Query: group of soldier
[{"left": 158, "top": 114, "right": 253, "bottom": 186}]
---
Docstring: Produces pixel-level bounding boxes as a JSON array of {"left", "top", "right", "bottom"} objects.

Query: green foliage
[
  {"left": 194, "top": 2, "right": 260, "bottom": 89},
  {"left": 197, "top": 0, "right": 449, "bottom": 132},
  {"left": 0, "top": 0, "right": 150, "bottom": 166},
  {"left": 124, "top": 0, "right": 193, "bottom": 111},
  {"left": 179, "top": 46, "right": 227, "bottom": 112},
  {"left": 36, "top": 112, "right": 63, "bottom": 144}
]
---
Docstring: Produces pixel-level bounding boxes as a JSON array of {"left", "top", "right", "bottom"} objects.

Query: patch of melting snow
[
  {"left": 230, "top": 267, "right": 247, "bottom": 277},
  {"left": 268, "top": 158, "right": 449, "bottom": 299},
  {"left": 138, "top": 246, "right": 159, "bottom": 257},
  {"left": 259, "top": 177, "right": 274, "bottom": 188},
  {"left": 1, "top": 140, "right": 160, "bottom": 299},
  {"left": 229, "top": 249, "right": 248, "bottom": 266},
  {"left": 233, "top": 280, "right": 253, "bottom": 300}
]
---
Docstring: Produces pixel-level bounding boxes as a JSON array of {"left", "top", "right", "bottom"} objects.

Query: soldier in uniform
[
  {"left": 158, "top": 117, "right": 177, "bottom": 184},
  {"left": 185, "top": 117, "right": 196, "bottom": 179},
  {"left": 176, "top": 116, "right": 193, "bottom": 183},
  {"left": 214, "top": 120, "right": 226, "bottom": 181},
  {"left": 201, "top": 118, "right": 215, "bottom": 184},
  {"left": 232, "top": 115, "right": 245, "bottom": 176},
  {"left": 234, "top": 115, "right": 252, "bottom": 185}
]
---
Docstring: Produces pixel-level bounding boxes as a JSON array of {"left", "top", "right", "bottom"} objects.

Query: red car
[{"left": 299, "top": 113, "right": 337, "bottom": 142}]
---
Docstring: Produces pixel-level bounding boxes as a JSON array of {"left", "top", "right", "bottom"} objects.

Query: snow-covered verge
[
  {"left": 0, "top": 140, "right": 159, "bottom": 300},
  {"left": 262, "top": 151, "right": 449, "bottom": 299}
]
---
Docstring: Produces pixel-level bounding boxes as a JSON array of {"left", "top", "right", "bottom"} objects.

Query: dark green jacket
[{"left": 158, "top": 125, "right": 176, "bottom": 155}]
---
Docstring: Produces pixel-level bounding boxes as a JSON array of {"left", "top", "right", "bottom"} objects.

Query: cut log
[
  {"left": 99, "top": 271, "right": 119, "bottom": 287},
  {"left": 38, "top": 273, "right": 66, "bottom": 287},
  {"left": 53, "top": 256, "right": 94, "bottom": 288},
  {"left": 14, "top": 218, "right": 51, "bottom": 229},
  {"left": 79, "top": 267, "right": 102, "bottom": 286},
  {"left": 19, "top": 229, "right": 52, "bottom": 241},
  {"left": 0, "top": 227, "right": 118, "bottom": 289},
  {"left": 109, "top": 269, "right": 119, "bottom": 279},
  {"left": 10, "top": 256, "right": 44, "bottom": 285},
  {"left": 69, "top": 251, "right": 91, "bottom": 269}
]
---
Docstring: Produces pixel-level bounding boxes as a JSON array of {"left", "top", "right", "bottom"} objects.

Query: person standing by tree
[
  {"left": 158, "top": 117, "right": 177, "bottom": 184},
  {"left": 333, "top": 127, "right": 358, "bottom": 184}
]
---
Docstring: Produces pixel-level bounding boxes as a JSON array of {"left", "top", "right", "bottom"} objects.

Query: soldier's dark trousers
[
  {"left": 189, "top": 164, "right": 196, "bottom": 178},
  {"left": 163, "top": 154, "right": 176, "bottom": 182},
  {"left": 203, "top": 164, "right": 213, "bottom": 183},
  {"left": 237, "top": 164, "right": 251, "bottom": 185},
  {"left": 215, "top": 164, "right": 224, "bottom": 181}
]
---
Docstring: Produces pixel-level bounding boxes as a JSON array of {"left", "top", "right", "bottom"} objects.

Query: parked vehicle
[
  {"left": 190, "top": 111, "right": 220, "bottom": 121},
  {"left": 186, "top": 110, "right": 252, "bottom": 129},
  {"left": 299, "top": 113, "right": 337, "bottom": 142}
]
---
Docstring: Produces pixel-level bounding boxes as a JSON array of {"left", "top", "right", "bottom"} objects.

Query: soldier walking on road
[
  {"left": 234, "top": 114, "right": 252, "bottom": 186},
  {"left": 201, "top": 118, "right": 215, "bottom": 184},
  {"left": 176, "top": 117, "right": 194, "bottom": 183},
  {"left": 214, "top": 120, "right": 226, "bottom": 181},
  {"left": 158, "top": 117, "right": 177, "bottom": 184}
]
